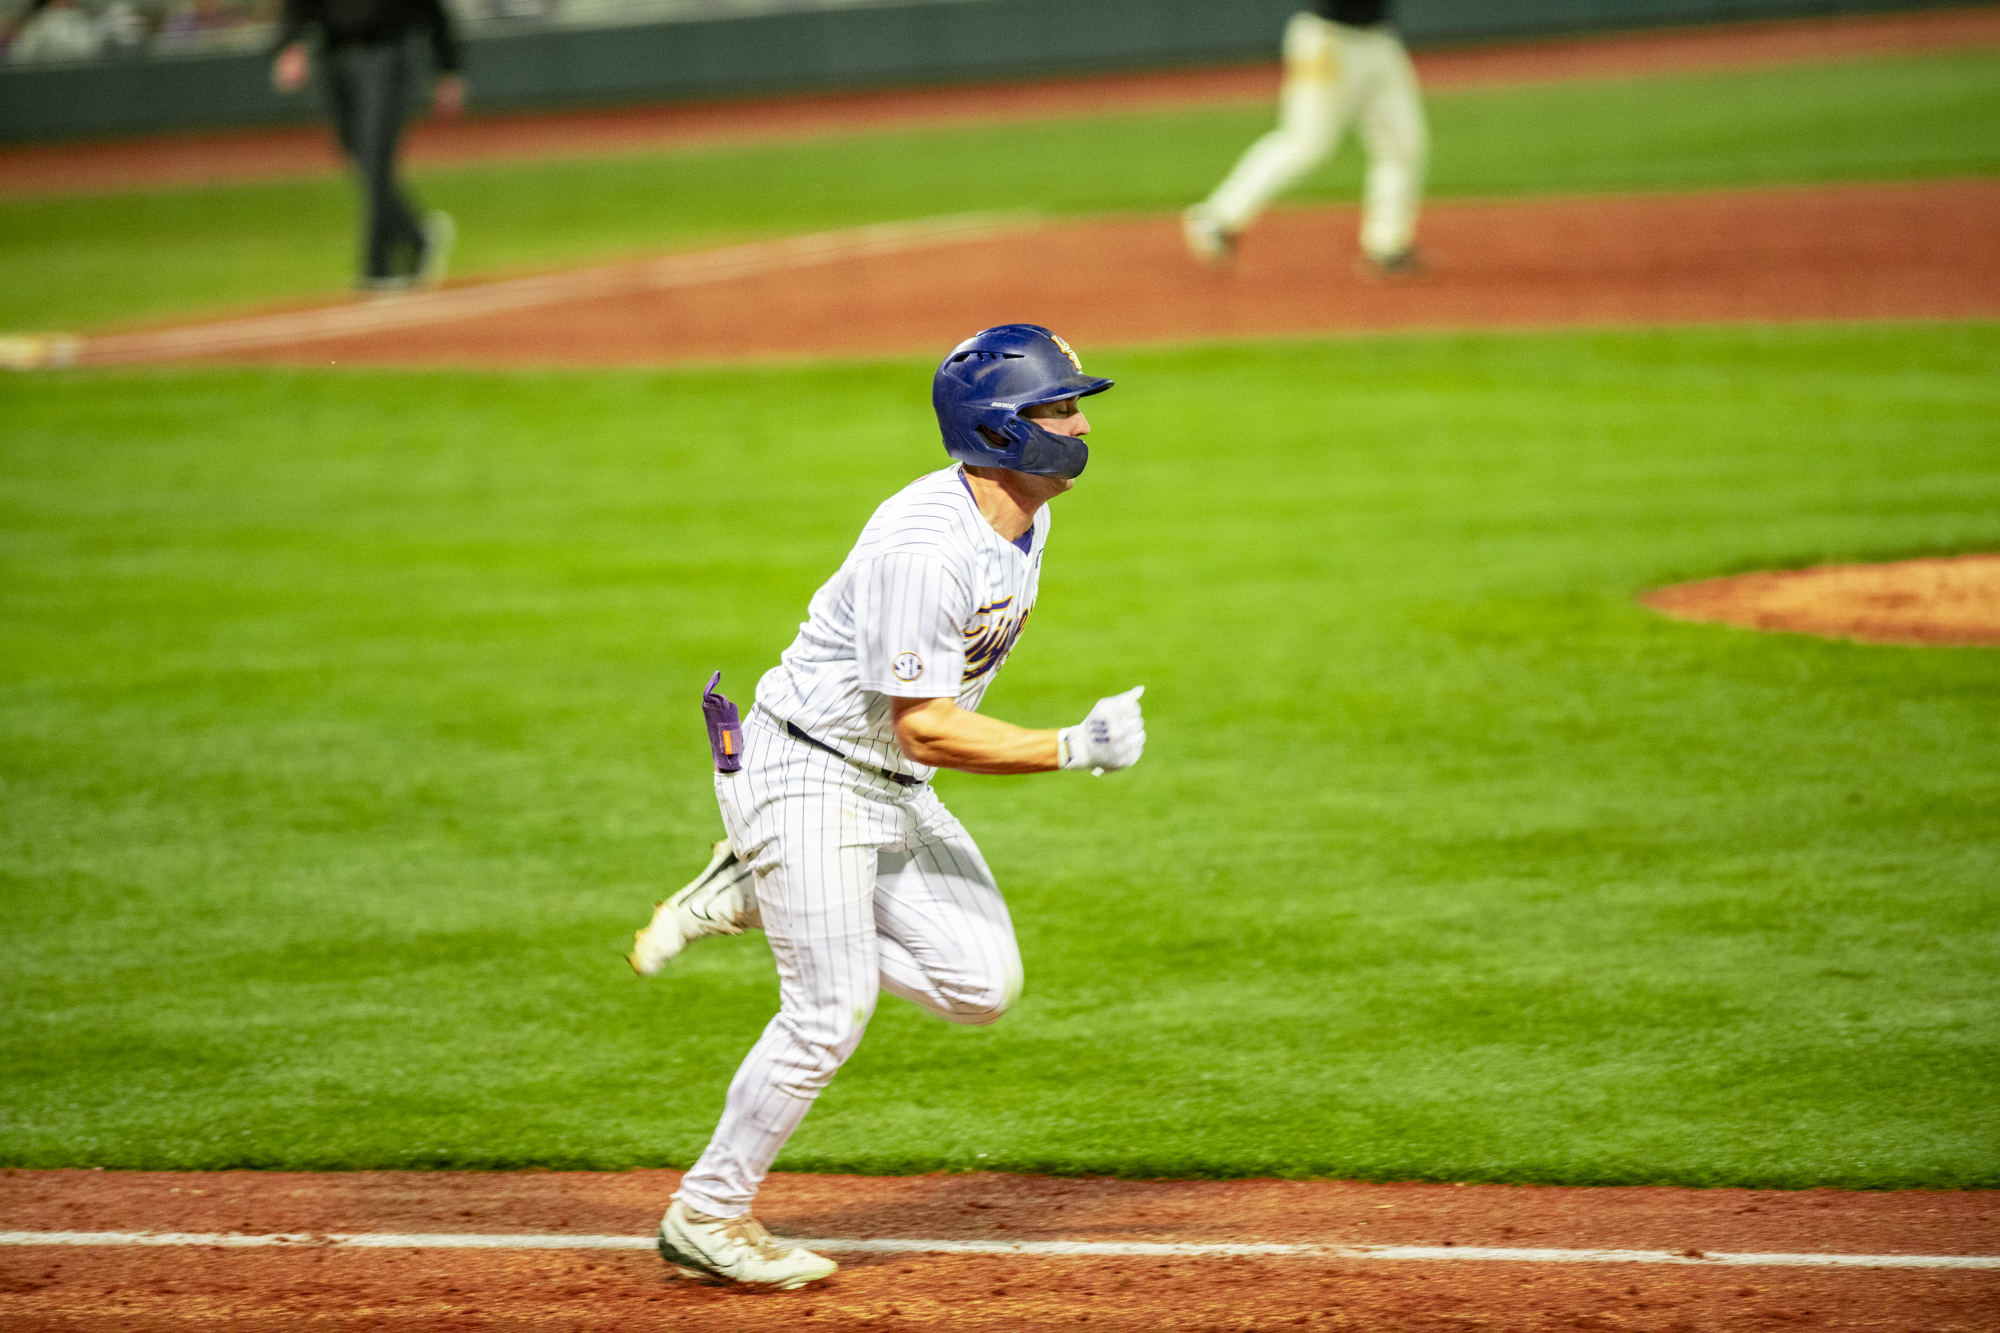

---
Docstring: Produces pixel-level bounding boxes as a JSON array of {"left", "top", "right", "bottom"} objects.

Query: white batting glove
[{"left": 1057, "top": 686, "right": 1146, "bottom": 775}]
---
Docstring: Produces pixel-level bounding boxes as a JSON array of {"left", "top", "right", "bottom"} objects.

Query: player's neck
[{"left": 961, "top": 465, "right": 1067, "bottom": 542}]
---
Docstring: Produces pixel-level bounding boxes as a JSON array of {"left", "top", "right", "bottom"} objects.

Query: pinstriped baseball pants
[{"left": 674, "top": 713, "right": 1024, "bottom": 1219}]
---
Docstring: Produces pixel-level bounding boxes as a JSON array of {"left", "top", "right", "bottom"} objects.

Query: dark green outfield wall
[{"left": 0, "top": 0, "right": 1963, "bottom": 143}]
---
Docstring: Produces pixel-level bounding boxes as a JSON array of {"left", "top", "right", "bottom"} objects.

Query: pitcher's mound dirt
[{"left": 1644, "top": 554, "right": 2000, "bottom": 646}]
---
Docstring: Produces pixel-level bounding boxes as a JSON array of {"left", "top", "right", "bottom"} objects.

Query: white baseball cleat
[
  {"left": 657, "top": 1200, "right": 838, "bottom": 1290},
  {"left": 1181, "top": 206, "right": 1237, "bottom": 268},
  {"left": 627, "top": 838, "right": 761, "bottom": 976}
]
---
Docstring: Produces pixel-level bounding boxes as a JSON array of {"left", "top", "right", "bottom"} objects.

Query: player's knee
[
  {"left": 776, "top": 1000, "right": 876, "bottom": 1086},
  {"left": 822, "top": 1002, "right": 875, "bottom": 1057},
  {"left": 1297, "top": 125, "right": 1339, "bottom": 163},
  {"left": 938, "top": 998, "right": 1004, "bottom": 1026},
  {"left": 1270, "top": 126, "right": 1335, "bottom": 173},
  {"left": 936, "top": 963, "right": 1023, "bottom": 1027}
]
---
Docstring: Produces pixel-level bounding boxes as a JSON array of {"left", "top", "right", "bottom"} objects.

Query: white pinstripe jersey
[{"left": 754, "top": 463, "right": 1048, "bottom": 782}]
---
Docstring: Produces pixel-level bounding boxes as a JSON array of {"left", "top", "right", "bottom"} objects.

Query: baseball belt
[{"left": 781, "top": 719, "right": 923, "bottom": 788}]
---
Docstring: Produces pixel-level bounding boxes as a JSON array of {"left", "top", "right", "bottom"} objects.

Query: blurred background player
[
  {"left": 4, "top": 0, "right": 96, "bottom": 62},
  {"left": 270, "top": 0, "right": 463, "bottom": 291},
  {"left": 1183, "top": 0, "right": 1428, "bottom": 276}
]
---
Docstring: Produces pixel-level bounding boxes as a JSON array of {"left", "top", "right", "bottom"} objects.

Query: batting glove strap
[{"left": 1058, "top": 686, "right": 1147, "bottom": 773}]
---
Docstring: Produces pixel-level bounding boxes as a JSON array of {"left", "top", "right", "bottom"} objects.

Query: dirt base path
[
  {"left": 5, "top": 7, "right": 1997, "bottom": 199},
  {"left": 79, "top": 179, "right": 1993, "bottom": 370},
  {"left": 3, "top": 1169, "right": 1996, "bottom": 1331}
]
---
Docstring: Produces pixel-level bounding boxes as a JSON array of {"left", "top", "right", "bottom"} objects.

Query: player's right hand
[
  {"left": 272, "top": 43, "right": 309, "bottom": 93},
  {"left": 1058, "top": 686, "right": 1146, "bottom": 774}
]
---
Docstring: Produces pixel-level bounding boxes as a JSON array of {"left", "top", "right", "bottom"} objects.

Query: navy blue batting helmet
[{"left": 932, "top": 324, "right": 1112, "bottom": 479}]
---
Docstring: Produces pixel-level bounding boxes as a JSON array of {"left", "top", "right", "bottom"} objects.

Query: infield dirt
[
  {"left": 70, "top": 179, "right": 2000, "bottom": 367},
  {"left": 4, "top": 1169, "right": 1997, "bottom": 1331}
]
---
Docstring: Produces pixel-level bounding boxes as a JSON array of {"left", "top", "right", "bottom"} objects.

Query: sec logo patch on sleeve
[{"left": 892, "top": 651, "right": 925, "bottom": 683}]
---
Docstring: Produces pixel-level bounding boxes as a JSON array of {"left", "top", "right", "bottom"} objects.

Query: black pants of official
[{"left": 327, "top": 42, "right": 426, "bottom": 283}]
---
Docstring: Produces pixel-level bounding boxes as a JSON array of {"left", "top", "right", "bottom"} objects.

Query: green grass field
[
  {"left": 4, "top": 324, "right": 1997, "bottom": 1185},
  {"left": 4, "top": 48, "right": 1997, "bottom": 333}
]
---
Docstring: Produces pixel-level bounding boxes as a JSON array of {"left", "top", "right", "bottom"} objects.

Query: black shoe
[{"left": 1357, "top": 248, "right": 1424, "bottom": 278}]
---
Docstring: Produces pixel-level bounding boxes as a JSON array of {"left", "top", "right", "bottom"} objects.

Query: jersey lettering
[
  {"left": 962, "top": 598, "right": 1027, "bottom": 683},
  {"left": 753, "top": 465, "right": 1047, "bottom": 781}
]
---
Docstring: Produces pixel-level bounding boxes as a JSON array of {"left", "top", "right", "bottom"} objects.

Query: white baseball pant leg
[
  {"left": 1352, "top": 27, "right": 1428, "bottom": 262},
  {"left": 1202, "top": 12, "right": 1428, "bottom": 261},
  {"left": 674, "top": 718, "right": 1022, "bottom": 1219}
]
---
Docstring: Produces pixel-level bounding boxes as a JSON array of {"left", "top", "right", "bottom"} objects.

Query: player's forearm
[
  {"left": 425, "top": 0, "right": 463, "bottom": 74},
  {"left": 892, "top": 701, "right": 1058, "bottom": 775},
  {"left": 268, "top": 0, "right": 314, "bottom": 57}
]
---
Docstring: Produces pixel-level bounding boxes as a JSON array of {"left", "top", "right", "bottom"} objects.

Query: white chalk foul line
[
  {"left": 2, "top": 1231, "right": 1993, "bottom": 1270},
  {"left": 70, "top": 211, "right": 1040, "bottom": 368}
]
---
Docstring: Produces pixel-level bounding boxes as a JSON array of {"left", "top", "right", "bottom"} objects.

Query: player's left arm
[
  {"left": 268, "top": 0, "right": 315, "bottom": 91},
  {"left": 417, "top": 0, "right": 466, "bottom": 114},
  {"left": 890, "top": 696, "right": 1058, "bottom": 774},
  {"left": 891, "top": 688, "right": 1146, "bottom": 776}
]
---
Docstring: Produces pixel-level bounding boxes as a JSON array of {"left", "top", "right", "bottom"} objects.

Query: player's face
[
  {"left": 1020, "top": 397, "right": 1089, "bottom": 493},
  {"left": 1023, "top": 396, "right": 1089, "bottom": 437}
]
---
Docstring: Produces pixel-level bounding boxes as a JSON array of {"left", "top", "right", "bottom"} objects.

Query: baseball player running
[
  {"left": 1183, "top": 0, "right": 1428, "bottom": 275},
  {"left": 628, "top": 324, "right": 1147, "bottom": 1290}
]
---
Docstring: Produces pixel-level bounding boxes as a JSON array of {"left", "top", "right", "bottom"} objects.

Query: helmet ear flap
[{"left": 1010, "top": 416, "right": 1088, "bottom": 479}]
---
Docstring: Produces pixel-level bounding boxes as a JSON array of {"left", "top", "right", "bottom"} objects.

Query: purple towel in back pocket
[{"left": 702, "top": 671, "right": 744, "bottom": 773}]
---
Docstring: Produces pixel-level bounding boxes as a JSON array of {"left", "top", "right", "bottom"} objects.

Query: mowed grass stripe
[
  {"left": 3, "top": 323, "right": 1996, "bottom": 1184},
  {"left": 3, "top": 49, "right": 1997, "bottom": 333}
]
